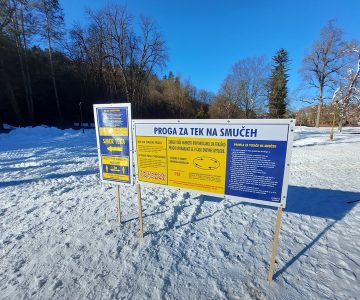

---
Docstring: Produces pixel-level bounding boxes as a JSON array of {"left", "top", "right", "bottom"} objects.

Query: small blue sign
[{"left": 94, "top": 104, "right": 132, "bottom": 184}]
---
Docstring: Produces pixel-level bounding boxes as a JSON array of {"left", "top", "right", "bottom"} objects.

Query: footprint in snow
[
  {"left": 25, "top": 206, "right": 38, "bottom": 214},
  {"left": 13, "top": 258, "right": 26, "bottom": 273},
  {"left": 36, "top": 276, "right": 47, "bottom": 288},
  {"left": 221, "top": 231, "right": 231, "bottom": 241},
  {"left": 56, "top": 187, "right": 74, "bottom": 196},
  {"left": 53, "top": 280, "right": 63, "bottom": 291},
  {"left": 105, "top": 229, "right": 114, "bottom": 236}
]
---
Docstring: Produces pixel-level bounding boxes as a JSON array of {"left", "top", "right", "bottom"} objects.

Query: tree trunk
[
  {"left": 338, "top": 118, "right": 344, "bottom": 132},
  {"left": 19, "top": 2, "right": 34, "bottom": 124},
  {"left": 0, "top": 58, "right": 24, "bottom": 124},
  {"left": 46, "top": 28, "right": 62, "bottom": 123},
  {"left": 315, "top": 103, "right": 322, "bottom": 127},
  {"left": 337, "top": 52, "right": 360, "bottom": 132},
  {"left": 15, "top": 36, "right": 31, "bottom": 118},
  {"left": 23, "top": 53, "right": 34, "bottom": 124},
  {"left": 315, "top": 87, "right": 323, "bottom": 127},
  {"left": 338, "top": 100, "right": 348, "bottom": 132},
  {"left": 12, "top": 8, "right": 32, "bottom": 124}
]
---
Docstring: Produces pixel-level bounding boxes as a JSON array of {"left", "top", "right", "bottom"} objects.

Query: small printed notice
[
  {"left": 94, "top": 103, "right": 132, "bottom": 185},
  {"left": 136, "top": 136, "right": 167, "bottom": 185},
  {"left": 133, "top": 120, "right": 294, "bottom": 208}
]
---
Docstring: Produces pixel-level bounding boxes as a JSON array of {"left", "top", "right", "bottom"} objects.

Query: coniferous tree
[{"left": 268, "top": 48, "right": 289, "bottom": 118}]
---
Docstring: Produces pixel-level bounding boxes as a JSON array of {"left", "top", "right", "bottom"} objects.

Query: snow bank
[
  {"left": 3, "top": 126, "right": 74, "bottom": 138},
  {"left": 2, "top": 124, "right": 15, "bottom": 130},
  {"left": 0, "top": 126, "right": 95, "bottom": 151}
]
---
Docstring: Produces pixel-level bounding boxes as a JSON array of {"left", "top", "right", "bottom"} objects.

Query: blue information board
[
  {"left": 93, "top": 103, "right": 133, "bottom": 185},
  {"left": 225, "top": 139, "right": 287, "bottom": 203}
]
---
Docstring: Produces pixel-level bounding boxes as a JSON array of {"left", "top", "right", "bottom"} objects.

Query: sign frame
[
  {"left": 94, "top": 103, "right": 133, "bottom": 186},
  {"left": 132, "top": 119, "right": 295, "bottom": 208}
]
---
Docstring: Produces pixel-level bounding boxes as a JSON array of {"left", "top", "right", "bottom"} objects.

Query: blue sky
[{"left": 60, "top": 0, "right": 360, "bottom": 108}]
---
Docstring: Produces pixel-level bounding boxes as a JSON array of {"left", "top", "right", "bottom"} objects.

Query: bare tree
[
  {"left": 69, "top": 23, "right": 106, "bottom": 93},
  {"left": 0, "top": 35, "right": 25, "bottom": 123},
  {"left": 219, "top": 56, "right": 269, "bottom": 118},
  {"left": 6, "top": 0, "right": 36, "bottom": 123},
  {"left": 133, "top": 16, "right": 167, "bottom": 111},
  {"left": 0, "top": 0, "right": 15, "bottom": 32},
  {"left": 36, "top": 0, "right": 65, "bottom": 122},
  {"left": 0, "top": 0, "right": 25, "bottom": 124},
  {"left": 208, "top": 95, "right": 241, "bottom": 119},
  {"left": 161, "top": 75, "right": 192, "bottom": 118},
  {"left": 197, "top": 89, "right": 214, "bottom": 104},
  {"left": 301, "top": 20, "right": 347, "bottom": 127},
  {"left": 73, "top": 4, "right": 167, "bottom": 113},
  {"left": 332, "top": 43, "right": 360, "bottom": 131}
]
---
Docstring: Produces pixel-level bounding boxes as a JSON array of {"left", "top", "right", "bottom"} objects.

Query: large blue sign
[{"left": 94, "top": 104, "right": 132, "bottom": 184}]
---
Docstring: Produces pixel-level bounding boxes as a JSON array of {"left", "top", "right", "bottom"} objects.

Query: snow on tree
[{"left": 332, "top": 45, "right": 360, "bottom": 131}]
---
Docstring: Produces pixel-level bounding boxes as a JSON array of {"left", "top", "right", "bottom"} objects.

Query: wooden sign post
[
  {"left": 115, "top": 185, "right": 122, "bottom": 223},
  {"left": 93, "top": 103, "right": 133, "bottom": 225},
  {"left": 136, "top": 183, "right": 144, "bottom": 238},
  {"left": 267, "top": 207, "right": 283, "bottom": 282}
]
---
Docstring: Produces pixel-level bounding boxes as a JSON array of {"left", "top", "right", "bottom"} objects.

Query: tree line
[{"left": 0, "top": 1, "right": 359, "bottom": 129}]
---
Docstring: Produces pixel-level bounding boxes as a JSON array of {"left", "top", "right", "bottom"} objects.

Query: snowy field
[{"left": 0, "top": 125, "right": 360, "bottom": 300}]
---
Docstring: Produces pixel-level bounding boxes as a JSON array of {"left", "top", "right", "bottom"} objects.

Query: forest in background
[
  {"left": 1, "top": 1, "right": 359, "bottom": 128},
  {"left": 0, "top": 1, "right": 213, "bottom": 126}
]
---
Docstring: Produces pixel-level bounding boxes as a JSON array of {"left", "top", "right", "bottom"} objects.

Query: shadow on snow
[
  {"left": 143, "top": 185, "right": 359, "bottom": 281},
  {"left": 285, "top": 185, "right": 359, "bottom": 220},
  {"left": 0, "top": 169, "right": 98, "bottom": 188},
  {"left": 271, "top": 186, "right": 359, "bottom": 280}
]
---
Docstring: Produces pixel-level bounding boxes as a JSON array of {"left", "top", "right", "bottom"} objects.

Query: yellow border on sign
[
  {"left": 99, "top": 127, "right": 128, "bottom": 136},
  {"left": 103, "top": 173, "right": 129, "bottom": 181},
  {"left": 102, "top": 156, "right": 129, "bottom": 166}
]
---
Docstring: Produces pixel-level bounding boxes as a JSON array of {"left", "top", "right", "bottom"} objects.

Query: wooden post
[
  {"left": 136, "top": 183, "right": 144, "bottom": 238},
  {"left": 115, "top": 185, "right": 121, "bottom": 223},
  {"left": 267, "top": 207, "right": 283, "bottom": 282}
]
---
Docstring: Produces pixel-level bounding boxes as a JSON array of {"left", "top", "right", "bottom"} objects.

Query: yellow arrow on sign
[{"left": 107, "top": 146, "right": 123, "bottom": 152}]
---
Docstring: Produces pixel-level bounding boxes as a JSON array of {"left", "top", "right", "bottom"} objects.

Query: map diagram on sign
[{"left": 193, "top": 156, "right": 220, "bottom": 170}]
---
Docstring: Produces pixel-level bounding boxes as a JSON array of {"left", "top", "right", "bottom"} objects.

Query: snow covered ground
[{"left": 0, "top": 125, "right": 359, "bottom": 300}]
